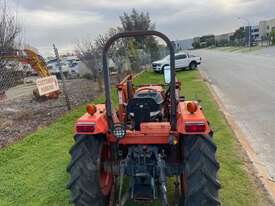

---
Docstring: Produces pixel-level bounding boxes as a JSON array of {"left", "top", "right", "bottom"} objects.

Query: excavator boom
[{"left": 0, "top": 49, "right": 50, "bottom": 77}]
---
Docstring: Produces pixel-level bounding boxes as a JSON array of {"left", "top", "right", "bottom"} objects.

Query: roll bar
[{"left": 102, "top": 30, "right": 177, "bottom": 130}]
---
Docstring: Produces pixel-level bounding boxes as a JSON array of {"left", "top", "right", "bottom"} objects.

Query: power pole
[
  {"left": 248, "top": 25, "right": 251, "bottom": 48},
  {"left": 53, "top": 44, "right": 71, "bottom": 110}
]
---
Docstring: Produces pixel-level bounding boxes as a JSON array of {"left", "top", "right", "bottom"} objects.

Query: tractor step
[
  {"left": 131, "top": 176, "right": 155, "bottom": 201},
  {"left": 133, "top": 184, "right": 154, "bottom": 200}
]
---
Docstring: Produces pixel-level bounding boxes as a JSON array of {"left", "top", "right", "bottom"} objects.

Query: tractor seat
[{"left": 126, "top": 91, "right": 163, "bottom": 130}]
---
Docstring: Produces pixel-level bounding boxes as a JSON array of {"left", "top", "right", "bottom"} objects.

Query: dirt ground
[{"left": 0, "top": 79, "right": 101, "bottom": 148}]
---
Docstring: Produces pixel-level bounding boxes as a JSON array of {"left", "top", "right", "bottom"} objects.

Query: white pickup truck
[{"left": 152, "top": 52, "right": 201, "bottom": 73}]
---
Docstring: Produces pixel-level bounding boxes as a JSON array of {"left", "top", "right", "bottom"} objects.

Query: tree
[
  {"left": 77, "top": 9, "right": 159, "bottom": 84},
  {"left": 0, "top": 0, "right": 21, "bottom": 58},
  {"left": 217, "top": 39, "right": 229, "bottom": 47},
  {"left": 120, "top": 9, "right": 160, "bottom": 68},
  {"left": 77, "top": 36, "right": 103, "bottom": 91},
  {"left": 76, "top": 27, "right": 125, "bottom": 89},
  {"left": 0, "top": 0, "right": 21, "bottom": 94},
  {"left": 270, "top": 30, "right": 275, "bottom": 45},
  {"left": 192, "top": 41, "right": 200, "bottom": 49},
  {"left": 232, "top": 27, "right": 245, "bottom": 46},
  {"left": 76, "top": 39, "right": 99, "bottom": 80}
]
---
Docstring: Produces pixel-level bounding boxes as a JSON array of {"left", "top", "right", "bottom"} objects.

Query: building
[
  {"left": 259, "top": 18, "right": 275, "bottom": 39},
  {"left": 200, "top": 35, "right": 215, "bottom": 47},
  {"left": 215, "top": 32, "right": 234, "bottom": 46},
  {"left": 193, "top": 37, "right": 200, "bottom": 42},
  {"left": 172, "top": 39, "right": 193, "bottom": 50},
  {"left": 192, "top": 35, "right": 215, "bottom": 48},
  {"left": 192, "top": 37, "right": 200, "bottom": 49},
  {"left": 244, "top": 25, "right": 260, "bottom": 46},
  {"left": 215, "top": 32, "right": 234, "bottom": 42},
  {"left": 189, "top": 17, "right": 275, "bottom": 48},
  {"left": 251, "top": 25, "right": 260, "bottom": 41}
]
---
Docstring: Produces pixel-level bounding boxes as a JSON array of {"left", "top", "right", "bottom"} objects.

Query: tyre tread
[
  {"left": 180, "top": 134, "right": 220, "bottom": 206},
  {"left": 67, "top": 134, "right": 107, "bottom": 206}
]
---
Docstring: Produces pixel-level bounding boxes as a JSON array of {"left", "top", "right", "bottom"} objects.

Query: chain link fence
[{"left": 0, "top": 62, "right": 26, "bottom": 99}]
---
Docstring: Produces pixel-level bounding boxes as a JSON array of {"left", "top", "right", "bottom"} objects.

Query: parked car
[
  {"left": 152, "top": 51, "right": 201, "bottom": 72},
  {"left": 47, "top": 59, "right": 70, "bottom": 79},
  {"left": 68, "top": 61, "right": 80, "bottom": 79}
]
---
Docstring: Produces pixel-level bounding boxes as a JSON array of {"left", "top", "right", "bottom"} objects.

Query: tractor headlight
[{"left": 112, "top": 123, "right": 126, "bottom": 139}]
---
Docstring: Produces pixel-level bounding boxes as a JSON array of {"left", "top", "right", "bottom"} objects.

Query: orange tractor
[{"left": 67, "top": 31, "right": 220, "bottom": 206}]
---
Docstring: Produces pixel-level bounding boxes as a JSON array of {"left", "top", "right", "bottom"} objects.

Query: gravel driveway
[{"left": 0, "top": 79, "right": 100, "bottom": 147}]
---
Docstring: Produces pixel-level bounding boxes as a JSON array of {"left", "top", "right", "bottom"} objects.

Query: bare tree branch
[{"left": 0, "top": 0, "right": 21, "bottom": 92}]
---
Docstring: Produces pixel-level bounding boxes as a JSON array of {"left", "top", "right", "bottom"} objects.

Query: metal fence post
[{"left": 53, "top": 44, "right": 71, "bottom": 110}]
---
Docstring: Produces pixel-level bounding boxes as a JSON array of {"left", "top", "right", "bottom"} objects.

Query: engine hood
[{"left": 152, "top": 59, "right": 168, "bottom": 65}]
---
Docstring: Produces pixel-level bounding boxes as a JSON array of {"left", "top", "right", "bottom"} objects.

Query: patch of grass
[{"left": 0, "top": 70, "right": 260, "bottom": 205}]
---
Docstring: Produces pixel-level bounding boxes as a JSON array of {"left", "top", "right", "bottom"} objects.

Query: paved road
[
  {"left": 250, "top": 46, "right": 275, "bottom": 57},
  {"left": 193, "top": 49, "right": 275, "bottom": 180}
]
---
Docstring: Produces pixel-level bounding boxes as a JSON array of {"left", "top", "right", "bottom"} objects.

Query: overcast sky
[{"left": 8, "top": 0, "right": 275, "bottom": 56}]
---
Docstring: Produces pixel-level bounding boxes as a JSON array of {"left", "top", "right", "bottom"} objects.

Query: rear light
[
  {"left": 76, "top": 122, "right": 96, "bottom": 133},
  {"left": 185, "top": 122, "right": 206, "bottom": 132}
]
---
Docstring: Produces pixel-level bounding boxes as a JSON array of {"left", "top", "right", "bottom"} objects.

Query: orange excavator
[{"left": 0, "top": 48, "right": 60, "bottom": 99}]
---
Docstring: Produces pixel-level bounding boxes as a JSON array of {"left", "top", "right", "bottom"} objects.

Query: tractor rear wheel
[
  {"left": 180, "top": 134, "right": 221, "bottom": 206},
  {"left": 67, "top": 134, "right": 113, "bottom": 206}
]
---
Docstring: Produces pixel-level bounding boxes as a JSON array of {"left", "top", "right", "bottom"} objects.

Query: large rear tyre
[
  {"left": 180, "top": 134, "right": 220, "bottom": 206},
  {"left": 67, "top": 135, "right": 113, "bottom": 206}
]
